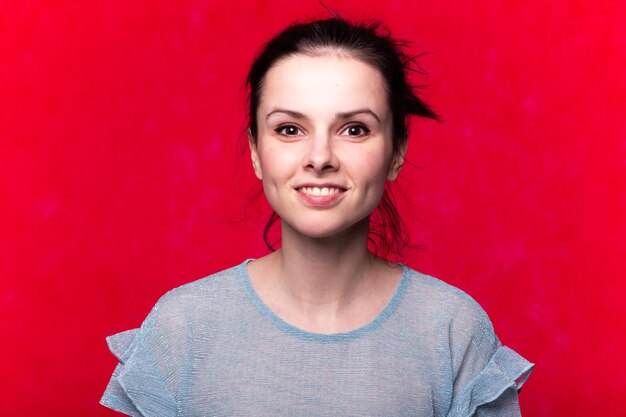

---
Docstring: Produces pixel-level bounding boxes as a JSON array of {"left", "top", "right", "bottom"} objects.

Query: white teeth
[{"left": 300, "top": 187, "right": 342, "bottom": 196}]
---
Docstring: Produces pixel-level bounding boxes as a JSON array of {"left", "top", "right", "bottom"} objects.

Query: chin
[{"left": 284, "top": 216, "right": 371, "bottom": 241}]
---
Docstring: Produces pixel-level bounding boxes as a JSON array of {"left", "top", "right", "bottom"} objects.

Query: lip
[{"left": 293, "top": 183, "right": 348, "bottom": 207}]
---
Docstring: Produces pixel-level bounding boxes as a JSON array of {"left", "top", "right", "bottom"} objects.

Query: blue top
[{"left": 101, "top": 260, "right": 533, "bottom": 417}]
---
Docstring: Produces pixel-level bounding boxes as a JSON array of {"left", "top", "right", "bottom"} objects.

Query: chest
[{"left": 177, "top": 335, "right": 449, "bottom": 417}]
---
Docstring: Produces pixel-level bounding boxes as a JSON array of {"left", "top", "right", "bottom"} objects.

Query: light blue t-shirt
[{"left": 101, "top": 260, "right": 533, "bottom": 417}]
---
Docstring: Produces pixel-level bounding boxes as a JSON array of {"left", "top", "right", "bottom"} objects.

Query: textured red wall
[{"left": 2, "top": 1, "right": 625, "bottom": 416}]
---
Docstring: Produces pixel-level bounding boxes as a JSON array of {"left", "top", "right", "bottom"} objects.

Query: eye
[
  {"left": 340, "top": 124, "right": 371, "bottom": 137},
  {"left": 275, "top": 124, "right": 304, "bottom": 137}
]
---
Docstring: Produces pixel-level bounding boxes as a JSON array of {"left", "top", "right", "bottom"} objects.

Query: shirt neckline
[{"left": 237, "top": 258, "right": 410, "bottom": 343}]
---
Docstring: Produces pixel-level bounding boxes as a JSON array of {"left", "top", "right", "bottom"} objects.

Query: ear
[
  {"left": 248, "top": 130, "right": 263, "bottom": 180},
  {"left": 386, "top": 142, "right": 407, "bottom": 182}
]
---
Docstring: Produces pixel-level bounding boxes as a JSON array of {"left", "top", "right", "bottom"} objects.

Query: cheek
[
  {"left": 257, "top": 144, "right": 298, "bottom": 193},
  {"left": 358, "top": 147, "right": 394, "bottom": 182}
]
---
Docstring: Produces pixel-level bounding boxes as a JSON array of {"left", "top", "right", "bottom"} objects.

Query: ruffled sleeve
[
  {"left": 438, "top": 287, "right": 534, "bottom": 417},
  {"left": 447, "top": 345, "right": 534, "bottom": 417},
  {"left": 101, "top": 283, "right": 201, "bottom": 416},
  {"left": 100, "top": 322, "right": 178, "bottom": 416}
]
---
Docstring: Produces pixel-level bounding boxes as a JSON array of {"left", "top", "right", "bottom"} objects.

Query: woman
[{"left": 101, "top": 17, "right": 533, "bottom": 417}]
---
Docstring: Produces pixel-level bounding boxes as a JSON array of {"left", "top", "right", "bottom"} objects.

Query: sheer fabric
[{"left": 101, "top": 260, "right": 533, "bottom": 416}]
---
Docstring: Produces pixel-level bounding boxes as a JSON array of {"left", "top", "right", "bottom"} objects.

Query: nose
[{"left": 304, "top": 132, "right": 338, "bottom": 174}]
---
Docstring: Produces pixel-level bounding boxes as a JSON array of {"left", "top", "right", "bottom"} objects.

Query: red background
[{"left": 2, "top": 1, "right": 625, "bottom": 416}]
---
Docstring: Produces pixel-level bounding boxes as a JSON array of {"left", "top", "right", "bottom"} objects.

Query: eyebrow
[
  {"left": 265, "top": 109, "right": 306, "bottom": 120},
  {"left": 336, "top": 109, "right": 381, "bottom": 124},
  {"left": 265, "top": 108, "right": 381, "bottom": 124}
]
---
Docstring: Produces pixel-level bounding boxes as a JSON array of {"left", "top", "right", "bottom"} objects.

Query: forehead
[{"left": 259, "top": 53, "right": 389, "bottom": 117}]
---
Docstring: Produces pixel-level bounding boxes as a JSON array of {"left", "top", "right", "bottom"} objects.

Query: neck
[
  {"left": 247, "top": 216, "right": 403, "bottom": 334},
  {"left": 271, "top": 217, "right": 377, "bottom": 308}
]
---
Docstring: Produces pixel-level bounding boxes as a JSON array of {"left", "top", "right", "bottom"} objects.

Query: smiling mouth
[{"left": 297, "top": 186, "right": 346, "bottom": 197}]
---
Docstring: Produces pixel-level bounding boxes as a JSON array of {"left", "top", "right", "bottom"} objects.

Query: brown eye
[
  {"left": 275, "top": 125, "right": 304, "bottom": 136},
  {"left": 340, "top": 124, "right": 370, "bottom": 137}
]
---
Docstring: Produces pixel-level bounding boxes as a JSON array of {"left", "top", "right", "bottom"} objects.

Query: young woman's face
[{"left": 250, "top": 53, "right": 403, "bottom": 240}]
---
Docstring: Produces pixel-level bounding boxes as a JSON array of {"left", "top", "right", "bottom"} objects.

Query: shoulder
[
  {"left": 143, "top": 260, "right": 248, "bottom": 329},
  {"left": 159, "top": 261, "right": 244, "bottom": 301},
  {"left": 402, "top": 266, "right": 494, "bottom": 328},
  {"left": 400, "top": 266, "right": 502, "bottom": 376},
  {"left": 399, "top": 266, "right": 498, "bottom": 353},
  {"left": 100, "top": 262, "right": 249, "bottom": 417}
]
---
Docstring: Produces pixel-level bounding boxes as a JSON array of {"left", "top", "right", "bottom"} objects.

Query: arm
[
  {"left": 101, "top": 290, "right": 192, "bottom": 417},
  {"left": 446, "top": 296, "right": 533, "bottom": 417}
]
